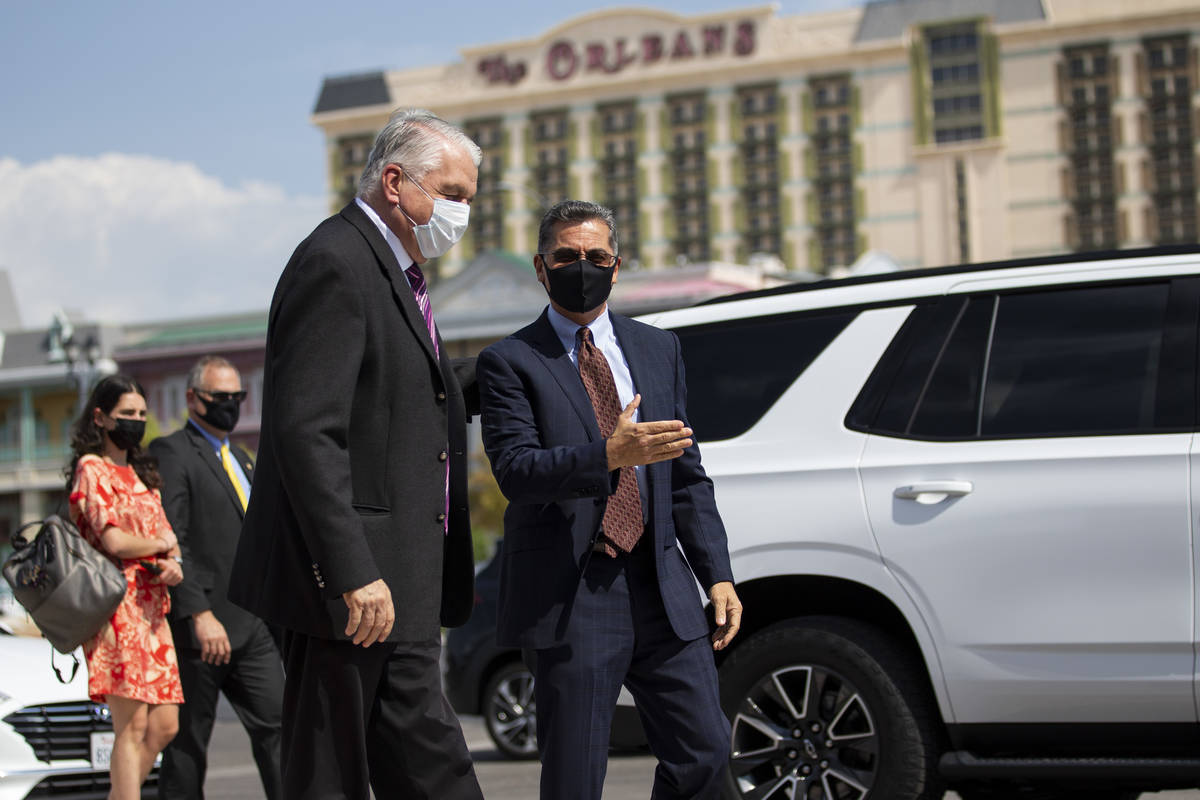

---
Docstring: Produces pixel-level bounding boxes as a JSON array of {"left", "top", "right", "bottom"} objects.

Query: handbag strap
[
  {"left": 12, "top": 518, "right": 45, "bottom": 548},
  {"left": 50, "top": 646, "right": 81, "bottom": 684}
]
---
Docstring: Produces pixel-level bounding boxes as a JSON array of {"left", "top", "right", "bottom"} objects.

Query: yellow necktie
[{"left": 220, "top": 443, "right": 248, "bottom": 511}]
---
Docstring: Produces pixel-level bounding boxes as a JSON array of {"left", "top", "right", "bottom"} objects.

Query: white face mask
[{"left": 398, "top": 176, "right": 470, "bottom": 259}]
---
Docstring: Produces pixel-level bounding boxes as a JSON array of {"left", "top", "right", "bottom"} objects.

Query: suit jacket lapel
[
  {"left": 185, "top": 423, "right": 247, "bottom": 518},
  {"left": 340, "top": 202, "right": 441, "bottom": 374},
  {"left": 526, "top": 310, "right": 601, "bottom": 440},
  {"left": 611, "top": 314, "right": 665, "bottom": 421}
]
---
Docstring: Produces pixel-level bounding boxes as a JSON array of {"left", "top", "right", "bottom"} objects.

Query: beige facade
[{"left": 312, "top": 0, "right": 1200, "bottom": 277}]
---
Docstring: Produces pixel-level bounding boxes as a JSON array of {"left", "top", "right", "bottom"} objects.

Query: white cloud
[{"left": 0, "top": 154, "right": 327, "bottom": 328}]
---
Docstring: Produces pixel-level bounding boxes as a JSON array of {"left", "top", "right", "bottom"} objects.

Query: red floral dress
[{"left": 69, "top": 454, "right": 184, "bottom": 705}]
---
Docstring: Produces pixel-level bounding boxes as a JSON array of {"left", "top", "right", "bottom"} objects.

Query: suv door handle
[{"left": 893, "top": 481, "right": 974, "bottom": 505}]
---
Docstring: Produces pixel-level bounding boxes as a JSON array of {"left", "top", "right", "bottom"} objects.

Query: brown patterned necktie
[{"left": 576, "top": 326, "right": 643, "bottom": 555}]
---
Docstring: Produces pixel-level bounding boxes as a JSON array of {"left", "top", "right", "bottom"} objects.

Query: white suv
[{"left": 641, "top": 246, "right": 1200, "bottom": 800}]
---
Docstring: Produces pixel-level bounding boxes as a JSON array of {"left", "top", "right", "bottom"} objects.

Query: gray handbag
[{"left": 2, "top": 514, "right": 127, "bottom": 655}]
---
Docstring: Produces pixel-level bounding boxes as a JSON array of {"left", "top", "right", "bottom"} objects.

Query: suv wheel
[
  {"left": 482, "top": 660, "right": 538, "bottom": 760},
  {"left": 719, "top": 617, "right": 943, "bottom": 800}
]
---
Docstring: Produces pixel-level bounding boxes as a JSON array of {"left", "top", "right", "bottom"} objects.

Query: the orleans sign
[{"left": 478, "top": 20, "right": 757, "bottom": 86}]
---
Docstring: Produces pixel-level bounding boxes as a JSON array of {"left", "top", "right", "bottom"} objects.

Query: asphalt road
[{"left": 203, "top": 705, "right": 1200, "bottom": 799}]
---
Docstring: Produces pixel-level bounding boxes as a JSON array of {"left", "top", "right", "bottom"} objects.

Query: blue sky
[{"left": 1, "top": 0, "right": 862, "bottom": 327}]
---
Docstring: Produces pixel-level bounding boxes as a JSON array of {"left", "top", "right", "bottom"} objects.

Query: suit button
[
  {"left": 438, "top": 451, "right": 448, "bottom": 462},
  {"left": 436, "top": 513, "right": 446, "bottom": 523},
  {"left": 437, "top": 392, "right": 447, "bottom": 402}
]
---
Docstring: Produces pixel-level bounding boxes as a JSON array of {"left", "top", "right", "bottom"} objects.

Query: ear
[
  {"left": 382, "top": 164, "right": 405, "bottom": 205},
  {"left": 611, "top": 257, "right": 621, "bottom": 285},
  {"left": 534, "top": 254, "right": 547, "bottom": 283},
  {"left": 91, "top": 407, "right": 106, "bottom": 428}
]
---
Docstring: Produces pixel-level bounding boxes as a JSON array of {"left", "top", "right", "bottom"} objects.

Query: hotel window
[
  {"left": 915, "top": 20, "right": 999, "bottom": 146},
  {"left": 737, "top": 83, "right": 781, "bottom": 258},
  {"left": 334, "top": 133, "right": 376, "bottom": 208},
  {"left": 1060, "top": 43, "right": 1118, "bottom": 251},
  {"left": 1141, "top": 34, "right": 1196, "bottom": 245},
  {"left": 598, "top": 100, "right": 640, "bottom": 262},
  {"left": 809, "top": 73, "right": 858, "bottom": 271},
  {"left": 668, "top": 92, "right": 709, "bottom": 263},
  {"left": 531, "top": 109, "right": 570, "bottom": 206},
  {"left": 464, "top": 117, "right": 506, "bottom": 254}
]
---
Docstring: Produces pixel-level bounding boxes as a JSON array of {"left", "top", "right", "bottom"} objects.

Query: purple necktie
[
  {"left": 405, "top": 264, "right": 448, "bottom": 532},
  {"left": 405, "top": 264, "right": 440, "bottom": 359}
]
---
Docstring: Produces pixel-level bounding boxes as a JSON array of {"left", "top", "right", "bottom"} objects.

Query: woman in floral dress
[{"left": 67, "top": 374, "right": 184, "bottom": 800}]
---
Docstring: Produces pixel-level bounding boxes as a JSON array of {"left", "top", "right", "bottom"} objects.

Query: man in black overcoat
[
  {"left": 229, "top": 108, "right": 482, "bottom": 800},
  {"left": 151, "top": 355, "right": 282, "bottom": 800}
]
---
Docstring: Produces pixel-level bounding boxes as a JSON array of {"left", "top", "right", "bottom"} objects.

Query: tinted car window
[
  {"left": 850, "top": 280, "right": 1192, "bottom": 440},
  {"left": 910, "top": 296, "right": 993, "bottom": 438},
  {"left": 981, "top": 283, "right": 1170, "bottom": 436},
  {"left": 676, "top": 310, "right": 857, "bottom": 442}
]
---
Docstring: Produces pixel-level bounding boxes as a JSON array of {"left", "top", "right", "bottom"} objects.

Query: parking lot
[{"left": 203, "top": 706, "right": 1199, "bottom": 800}]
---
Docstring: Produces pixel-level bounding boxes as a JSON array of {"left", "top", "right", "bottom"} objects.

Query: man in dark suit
[
  {"left": 477, "top": 200, "right": 743, "bottom": 800},
  {"left": 228, "top": 109, "right": 482, "bottom": 800},
  {"left": 151, "top": 355, "right": 282, "bottom": 800}
]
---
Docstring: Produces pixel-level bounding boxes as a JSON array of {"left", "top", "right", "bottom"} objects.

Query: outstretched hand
[{"left": 605, "top": 395, "right": 693, "bottom": 470}]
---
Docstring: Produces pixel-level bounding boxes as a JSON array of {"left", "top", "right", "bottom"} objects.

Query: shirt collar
[
  {"left": 355, "top": 196, "right": 415, "bottom": 272},
  {"left": 546, "top": 304, "right": 615, "bottom": 355},
  {"left": 187, "top": 418, "right": 228, "bottom": 452}
]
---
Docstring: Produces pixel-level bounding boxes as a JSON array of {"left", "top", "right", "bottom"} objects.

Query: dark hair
[
  {"left": 536, "top": 200, "right": 619, "bottom": 255},
  {"left": 65, "top": 373, "right": 161, "bottom": 491}
]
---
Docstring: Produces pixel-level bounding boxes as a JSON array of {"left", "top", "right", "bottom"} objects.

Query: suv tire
[
  {"left": 719, "top": 617, "right": 944, "bottom": 800},
  {"left": 482, "top": 660, "right": 538, "bottom": 760}
]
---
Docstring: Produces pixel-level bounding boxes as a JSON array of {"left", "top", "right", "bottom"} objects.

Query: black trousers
[
  {"left": 278, "top": 631, "right": 482, "bottom": 800},
  {"left": 159, "top": 623, "right": 284, "bottom": 800},
  {"left": 534, "top": 542, "right": 731, "bottom": 800}
]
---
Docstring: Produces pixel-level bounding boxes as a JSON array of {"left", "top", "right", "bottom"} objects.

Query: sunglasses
[
  {"left": 197, "top": 390, "right": 247, "bottom": 404},
  {"left": 539, "top": 249, "right": 619, "bottom": 269}
]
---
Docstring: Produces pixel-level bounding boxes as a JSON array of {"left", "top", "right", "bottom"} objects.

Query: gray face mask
[{"left": 398, "top": 177, "right": 471, "bottom": 259}]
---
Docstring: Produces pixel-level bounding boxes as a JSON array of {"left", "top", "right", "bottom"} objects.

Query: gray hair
[
  {"left": 536, "top": 200, "right": 619, "bottom": 255},
  {"left": 186, "top": 355, "right": 238, "bottom": 391},
  {"left": 357, "top": 108, "right": 482, "bottom": 198}
]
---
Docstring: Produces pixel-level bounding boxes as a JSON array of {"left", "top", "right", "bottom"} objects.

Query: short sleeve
[{"left": 69, "top": 456, "right": 120, "bottom": 550}]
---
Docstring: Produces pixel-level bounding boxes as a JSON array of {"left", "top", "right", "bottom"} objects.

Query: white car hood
[{"left": 0, "top": 636, "right": 89, "bottom": 714}]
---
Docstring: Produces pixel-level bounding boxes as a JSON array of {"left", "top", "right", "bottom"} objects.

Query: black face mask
[
  {"left": 543, "top": 258, "right": 616, "bottom": 314},
  {"left": 197, "top": 397, "right": 241, "bottom": 433},
  {"left": 107, "top": 418, "right": 146, "bottom": 451}
]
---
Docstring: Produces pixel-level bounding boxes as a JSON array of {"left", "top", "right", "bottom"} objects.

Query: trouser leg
[
  {"left": 221, "top": 625, "right": 285, "bottom": 800},
  {"left": 625, "top": 546, "right": 730, "bottom": 800},
  {"left": 364, "top": 638, "right": 483, "bottom": 800},
  {"left": 279, "top": 630, "right": 390, "bottom": 800},
  {"left": 535, "top": 553, "right": 634, "bottom": 800},
  {"left": 158, "top": 648, "right": 221, "bottom": 800}
]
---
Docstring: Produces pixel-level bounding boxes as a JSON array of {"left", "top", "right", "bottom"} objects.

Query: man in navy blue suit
[{"left": 477, "top": 200, "right": 742, "bottom": 800}]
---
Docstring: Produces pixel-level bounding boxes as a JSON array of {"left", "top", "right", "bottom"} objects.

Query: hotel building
[{"left": 311, "top": 0, "right": 1199, "bottom": 278}]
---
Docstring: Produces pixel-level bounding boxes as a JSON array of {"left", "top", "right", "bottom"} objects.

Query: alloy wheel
[{"left": 729, "top": 664, "right": 879, "bottom": 800}]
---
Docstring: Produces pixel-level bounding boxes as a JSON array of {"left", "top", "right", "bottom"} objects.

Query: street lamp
[{"left": 63, "top": 333, "right": 101, "bottom": 412}]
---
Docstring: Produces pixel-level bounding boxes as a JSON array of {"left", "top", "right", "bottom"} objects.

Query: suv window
[
  {"left": 848, "top": 280, "right": 1197, "bottom": 439},
  {"left": 676, "top": 310, "right": 857, "bottom": 442}
]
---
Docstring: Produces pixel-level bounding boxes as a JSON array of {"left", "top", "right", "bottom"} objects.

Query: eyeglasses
[
  {"left": 197, "top": 390, "right": 247, "bottom": 404},
  {"left": 539, "top": 248, "right": 619, "bottom": 269}
]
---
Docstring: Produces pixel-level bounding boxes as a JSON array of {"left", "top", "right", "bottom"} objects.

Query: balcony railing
[{"left": 0, "top": 443, "right": 72, "bottom": 468}]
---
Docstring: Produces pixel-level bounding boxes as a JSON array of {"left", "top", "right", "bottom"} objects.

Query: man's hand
[
  {"left": 343, "top": 579, "right": 395, "bottom": 647},
  {"left": 191, "top": 610, "right": 232, "bottom": 665},
  {"left": 606, "top": 395, "right": 694, "bottom": 470},
  {"left": 710, "top": 582, "right": 742, "bottom": 651}
]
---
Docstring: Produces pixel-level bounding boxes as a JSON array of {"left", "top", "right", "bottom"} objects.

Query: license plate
[{"left": 90, "top": 731, "right": 114, "bottom": 769}]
